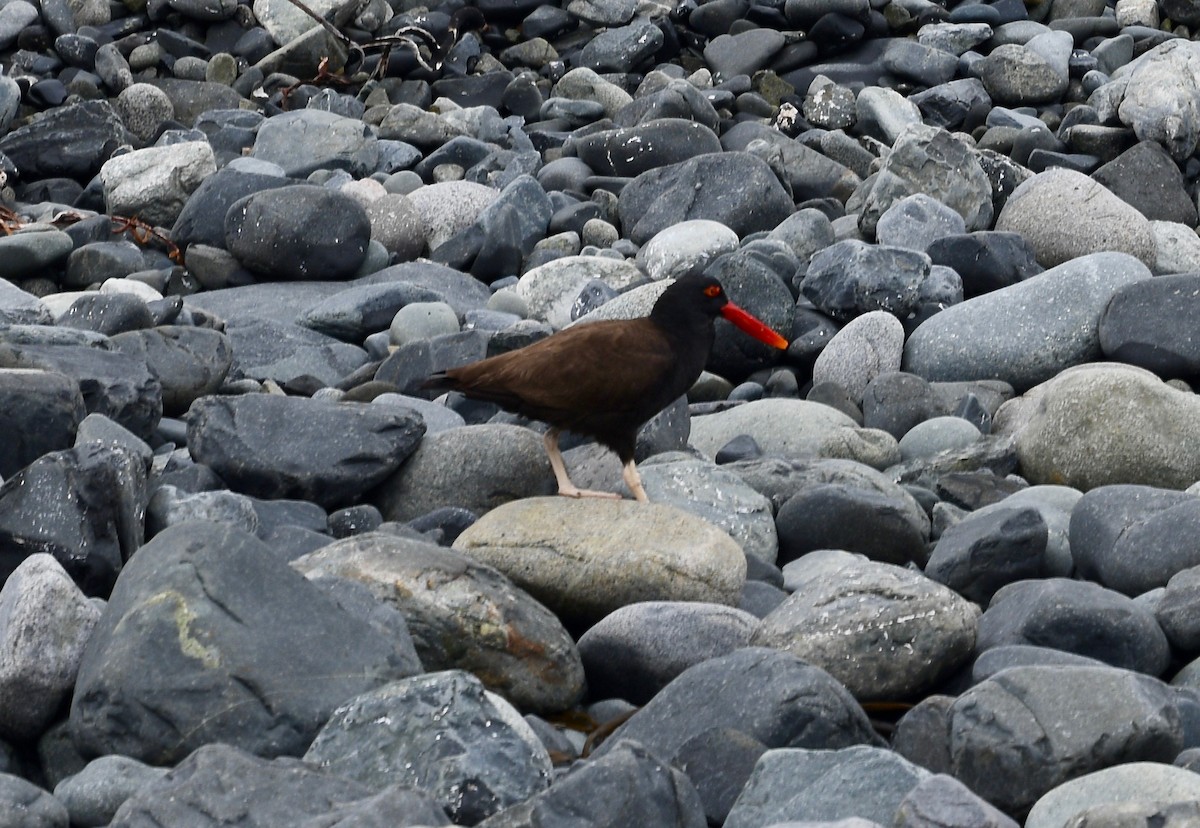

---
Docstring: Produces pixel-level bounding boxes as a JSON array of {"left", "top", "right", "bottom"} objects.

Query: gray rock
[
  {"left": 594, "top": 647, "right": 881, "bottom": 763},
  {"left": 855, "top": 86, "right": 923, "bottom": 145},
  {"left": 725, "top": 746, "right": 931, "bottom": 828},
  {"left": 70, "top": 521, "right": 421, "bottom": 763},
  {"left": 874, "top": 193, "right": 968, "bottom": 252},
  {"left": 476, "top": 740, "right": 706, "bottom": 828},
  {"left": 0, "top": 340, "right": 162, "bottom": 440},
  {"left": 925, "top": 505, "right": 1048, "bottom": 605},
  {"left": 1099, "top": 273, "right": 1200, "bottom": 378},
  {"left": 578, "top": 17, "right": 663, "bottom": 73},
  {"left": 113, "top": 83, "right": 175, "bottom": 144},
  {"left": 893, "top": 665, "right": 1182, "bottom": 815},
  {"left": 811, "top": 311, "right": 905, "bottom": 403},
  {"left": 304, "top": 671, "right": 552, "bottom": 824},
  {"left": 186, "top": 394, "right": 425, "bottom": 509},
  {"left": 516, "top": 255, "right": 644, "bottom": 329},
  {"left": 293, "top": 532, "right": 584, "bottom": 713},
  {"left": 572, "top": 119, "right": 722, "bottom": 177},
  {"left": 225, "top": 185, "right": 372, "bottom": 280},
  {"left": 363, "top": 194, "right": 425, "bottom": 261},
  {"left": 722, "top": 121, "right": 862, "bottom": 203},
  {"left": 374, "top": 424, "right": 554, "bottom": 522},
  {"left": 0, "top": 772, "right": 68, "bottom": 828},
  {"left": 753, "top": 559, "right": 979, "bottom": 700},
  {"left": 617, "top": 152, "right": 795, "bottom": 245},
  {"left": 965, "top": 484, "right": 1080, "bottom": 577},
  {"left": 1070, "top": 484, "right": 1200, "bottom": 596},
  {"left": 146, "top": 485, "right": 260, "bottom": 537},
  {"left": 108, "top": 743, "right": 448, "bottom": 827},
  {"left": 903, "top": 252, "right": 1152, "bottom": 391},
  {"left": 976, "top": 42, "right": 1070, "bottom": 106},
  {"left": 209, "top": 318, "right": 369, "bottom": 386},
  {"left": 552, "top": 67, "right": 633, "bottom": 118},
  {"left": 1156, "top": 565, "right": 1200, "bottom": 652},
  {"left": 638, "top": 456, "right": 778, "bottom": 563},
  {"left": 0, "top": 368, "right": 84, "bottom": 479},
  {"left": 1115, "top": 39, "right": 1200, "bottom": 161},
  {"left": 99, "top": 141, "right": 216, "bottom": 227},
  {"left": 994, "top": 168, "right": 1156, "bottom": 268},
  {"left": 895, "top": 773, "right": 1019, "bottom": 828},
  {"left": 0, "top": 443, "right": 145, "bottom": 596},
  {"left": 54, "top": 755, "right": 167, "bottom": 828},
  {"left": 690, "top": 399, "right": 900, "bottom": 470},
  {"left": 577, "top": 601, "right": 757, "bottom": 704},
  {"left": 801, "top": 239, "right": 932, "bottom": 322},
  {"left": 977, "top": 577, "right": 1171, "bottom": 675},
  {"left": 1026, "top": 763, "right": 1200, "bottom": 828},
  {"left": 453, "top": 497, "right": 746, "bottom": 626},
  {"left": 0, "top": 100, "right": 131, "bottom": 181},
  {"left": 251, "top": 110, "right": 379, "bottom": 178},
  {"left": 636, "top": 219, "right": 740, "bottom": 282},
  {"left": 0, "top": 554, "right": 100, "bottom": 741},
  {"left": 110, "top": 326, "right": 232, "bottom": 416},
  {"left": 897, "top": 416, "right": 982, "bottom": 461},
  {"left": 1149, "top": 219, "right": 1200, "bottom": 274},
  {"left": 858, "top": 123, "right": 993, "bottom": 237},
  {"left": 0, "top": 231, "right": 75, "bottom": 283},
  {"left": 996, "top": 363, "right": 1200, "bottom": 489}
]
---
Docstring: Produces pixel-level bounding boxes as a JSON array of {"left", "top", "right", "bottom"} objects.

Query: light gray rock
[
  {"left": 855, "top": 86, "right": 923, "bottom": 144},
  {"left": 293, "top": 532, "right": 584, "bottom": 713},
  {"left": 966, "top": 485, "right": 1081, "bottom": 577},
  {"left": 552, "top": 67, "right": 633, "bottom": 118},
  {"left": 895, "top": 773, "right": 1019, "bottom": 828},
  {"left": 898, "top": 416, "right": 982, "bottom": 461},
  {"left": 1026, "top": 763, "right": 1200, "bottom": 828},
  {"left": 373, "top": 424, "right": 554, "bottom": 521},
  {"left": 903, "top": 252, "right": 1152, "bottom": 391},
  {"left": 812, "top": 311, "right": 905, "bottom": 403},
  {"left": 995, "top": 363, "right": 1200, "bottom": 490},
  {"left": 1115, "top": 39, "right": 1200, "bottom": 161},
  {"left": 406, "top": 180, "right": 498, "bottom": 251},
  {"left": 995, "top": 168, "right": 1156, "bottom": 268},
  {"left": 0, "top": 554, "right": 101, "bottom": 741},
  {"left": 874, "top": 193, "right": 968, "bottom": 252},
  {"left": 636, "top": 220, "right": 740, "bottom": 281},
  {"left": 725, "top": 746, "right": 931, "bottom": 828},
  {"left": 453, "top": 497, "right": 747, "bottom": 626},
  {"left": 1149, "top": 220, "right": 1200, "bottom": 275},
  {"left": 516, "top": 255, "right": 645, "bottom": 329},
  {"left": 0, "top": 772, "right": 68, "bottom": 827},
  {"left": 304, "top": 671, "right": 552, "bottom": 824},
  {"left": 99, "top": 141, "right": 217, "bottom": 226},
  {"left": 388, "top": 301, "right": 459, "bottom": 348},
  {"left": 752, "top": 558, "right": 979, "bottom": 700}
]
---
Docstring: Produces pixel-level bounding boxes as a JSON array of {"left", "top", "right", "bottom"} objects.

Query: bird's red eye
[{"left": 704, "top": 285, "right": 721, "bottom": 298}]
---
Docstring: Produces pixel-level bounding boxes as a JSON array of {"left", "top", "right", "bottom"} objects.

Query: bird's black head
[{"left": 651, "top": 273, "right": 789, "bottom": 350}]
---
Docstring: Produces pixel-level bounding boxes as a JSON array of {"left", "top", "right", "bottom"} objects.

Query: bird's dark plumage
[{"left": 424, "top": 273, "right": 788, "bottom": 502}]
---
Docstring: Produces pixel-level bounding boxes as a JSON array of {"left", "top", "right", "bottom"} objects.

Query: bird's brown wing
[{"left": 440, "top": 319, "right": 675, "bottom": 424}]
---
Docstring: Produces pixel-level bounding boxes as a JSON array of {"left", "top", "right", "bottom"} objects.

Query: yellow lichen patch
[{"left": 143, "top": 590, "right": 222, "bottom": 669}]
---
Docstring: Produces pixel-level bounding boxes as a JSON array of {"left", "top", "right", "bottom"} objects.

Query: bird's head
[{"left": 657, "top": 274, "right": 789, "bottom": 349}]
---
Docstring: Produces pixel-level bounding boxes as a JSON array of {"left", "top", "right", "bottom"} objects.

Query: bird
[{"left": 423, "top": 274, "right": 790, "bottom": 503}]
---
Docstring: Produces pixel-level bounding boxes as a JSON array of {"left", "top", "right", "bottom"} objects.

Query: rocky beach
[{"left": 3, "top": 0, "right": 1200, "bottom": 823}]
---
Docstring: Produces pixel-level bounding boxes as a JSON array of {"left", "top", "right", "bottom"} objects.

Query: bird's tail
[{"left": 421, "top": 372, "right": 459, "bottom": 393}]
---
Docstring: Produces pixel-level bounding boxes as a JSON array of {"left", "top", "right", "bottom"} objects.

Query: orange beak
[{"left": 721, "top": 302, "right": 790, "bottom": 350}]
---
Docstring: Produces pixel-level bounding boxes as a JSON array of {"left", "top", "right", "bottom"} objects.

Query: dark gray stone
[
  {"left": 110, "top": 326, "right": 232, "bottom": 416},
  {"left": 1069, "top": 484, "right": 1200, "bottom": 596},
  {"left": 305, "top": 671, "right": 551, "bottom": 824},
  {"left": 0, "top": 772, "right": 68, "bottom": 828},
  {"left": 1092, "top": 140, "right": 1198, "bottom": 225},
  {"left": 0, "top": 99, "right": 130, "bottom": 180},
  {"left": 592, "top": 647, "right": 882, "bottom": 763},
  {"left": 186, "top": 394, "right": 425, "bottom": 509},
  {"left": 225, "top": 185, "right": 372, "bottom": 281},
  {"left": 977, "top": 577, "right": 1171, "bottom": 676},
  {"left": 925, "top": 506, "right": 1049, "bottom": 605},
  {"left": 171, "top": 167, "right": 292, "bottom": 249},
  {"left": 0, "top": 443, "right": 145, "bottom": 597},
  {"left": 573, "top": 119, "right": 723, "bottom": 177},
  {"left": 617, "top": 152, "right": 795, "bottom": 245},
  {"left": 0, "top": 369, "right": 84, "bottom": 480},
  {"left": 776, "top": 482, "right": 929, "bottom": 566},
  {"left": 70, "top": 521, "right": 421, "bottom": 764},
  {"left": 926, "top": 231, "right": 1043, "bottom": 298},
  {"left": 1099, "top": 274, "right": 1200, "bottom": 379},
  {"left": 801, "top": 240, "right": 932, "bottom": 322}
]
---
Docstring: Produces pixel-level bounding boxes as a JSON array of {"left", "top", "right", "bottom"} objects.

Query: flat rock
[
  {"left": 453, "top": 497, "right": 746, "bottom": 627},
  {"left": 996, "top": 363, "right": 1200, "bottom": 489},
  {"left": 752, "top": 558, "right": 979, "bottom": 700},
  {"left": 1026, "top": 763, "right": 1200, "bottom": 828},
  {"left": 1099, "top": 273, "right": 1200, "bottom": 379},
  {"left": 110, "top": 326, "right": 232, "bottom": 416},
  {"left": 186, "top": 393, "right": 425, "bottom": 509},
  {"left": 926, "top": 505, "right": 1049, "bottom": 605},
  {"left": 0, "top": 368, "right": 84, "bottom": 479},
  {"left": 293, "top": 532, "right": 584, "bottom": 713},
  {"left": 903, "top": 252, "right": 1152, "bottom": 391}
]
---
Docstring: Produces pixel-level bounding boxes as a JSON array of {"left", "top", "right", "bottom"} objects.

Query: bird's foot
[{"left": 557, "top": 486, "right": 623, "bottom": 500}]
